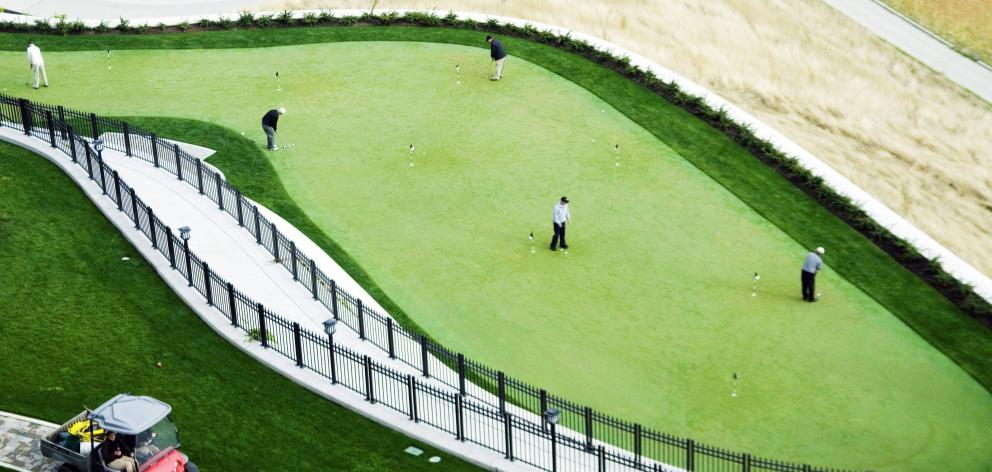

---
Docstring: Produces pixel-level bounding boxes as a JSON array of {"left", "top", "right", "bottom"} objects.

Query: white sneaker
[{"left": 268, "top": 146, "right": 279, "bottom": 151}]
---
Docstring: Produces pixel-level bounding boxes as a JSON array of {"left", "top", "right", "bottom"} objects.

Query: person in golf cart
[{"left": 100, "top": 431, "right": 138, "bottom": 472}]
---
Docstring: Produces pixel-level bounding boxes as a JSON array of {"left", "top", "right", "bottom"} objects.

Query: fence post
[
  {"left": 202, "top": 262, "right": 213, "bottom": 305},
  {"left": 235, "top": 188, "right": 244, "bottom": 226},
  {"left": 634, "top": 423, "right": 642, "bottom": 470},
  {"left": 89, "top": 113, "right": 98, "bottom": 139},
  {"left": 68, "top": 126, "right": 77, "bottom": 163},
  {"left": 290, "top": 241, "right": 298, "bottom": 280},
  {"left": 166, "top": 227, "right": 176, "bottom": 269},
  {"left": 257, "top": 303, "right": 268, "bottom": 348},
  {"left": 122, "top": 122, "right": 132, "bottom": 156},
  {"left": 407, "top": 375, "right": 418, "bottom": 421},
  {"left": 227, "top": 282, "right": 238, "bottom": 326},
  {"left": 686, "top": 439, "right": 695, "bottom": 472},
  {"left": 742, "top": 454, "right": 751, "bottom": 472},
  {"left": 498, "top": 372, "right": 507, "bottom": 413},
  {"left": 363, "top": 355, "right": 375, "bottom": 403},
  {"left": 150, "top": 133, "right": 160, "bottom": 167},
  {"left": 550, "top": 422, "right": 558, "bottom": 472},
  {"left": 504, "top": 413, "right": 514, "bottom": 461},
  {"left": 215, "top": 173, "right": 224, "bottom": 211},
  {"left": 584, "top": 407, "right": 594, "bottom": 451},
  {"left": 130, "top": 188, "right": 139, "bottom": 228},
  {"left": 420, "top": 335, "right": 430, "bottom": 378},
  {"left": 173, "top": 144, "right": 183, "bottom": 181},
  {"left": 271, "top": 223, "right": 280, "bottom": 261},
  {"left": 147, "top": 207, "right": 158, "bottom": 248},
  {"left": 45, "top": 111, "right": 55, "bottom": 147},
  {"left": 330, "top": 280, "right": 339, "bottom": 319},
  {"left": 293, "top": 322, "right": 304, "bottom": 368},
  {"left": 96, "top": 154, "right": 107, "bottom": 195},
  {"left": 19, "top": 99, "right": 31, "bottom": 135},
  {"left": 310, "top": 260, "right": 318, "bottom": 300},
  {"left": 597, "top": 445, "right": 606, "bottom": 472},
  {"left": 540, "top": 389, "right": 548, "bottom": 428},
  {"left": 112, "top": 170, "right": 122, "bottom": 210},
  {"left": 57, "top": 106, "right": 67, "bottom": 139},
  {"left": 357, "top": 299, "right": 365, "bottom": 340},
  {"left": 84, "top": 144, "right": 94, "bottom": 180},
  {"left": 253, "top": 206, "right": 262, "bottom": 244},
  {"left": 183, "top": 238, "right": 193, "bottom": 287},
  {"left": 455, "top": 394, "right": 465, "bottom": 441},
  {"left": 386, "top": 318, "right": 396, "bottom": 358},
  {"left": 457, "top": 353, "right": 466, "bottom": 396},
  {"left": 801, "top": 465, "right": 810, "bottom": 472},
  {"left": 195, "top": 159, "right": 204, "bottom": 194}
]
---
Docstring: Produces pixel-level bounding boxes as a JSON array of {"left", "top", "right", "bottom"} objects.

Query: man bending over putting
[
  {"left": 486, "top": 35, "right": 507, "bottom": 81},
  {"left": 261, "top": 107, "right": 285, "bottom": 151}
]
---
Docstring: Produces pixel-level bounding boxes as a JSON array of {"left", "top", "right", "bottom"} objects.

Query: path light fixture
[
  {"left": 179, "top": 226, "right": 191, "bottom": 242},
  {"left": 324, "top": 318, "right": 338, "bottom": 347},
  {"left": 179, "top": 226, "right": 192, "bottom": 286},
  {"left": 93, "top": 138, "right": 104, "bottom": 159},
  {"left": 543, "top": 407, "right": 560, "bottom": 426}
]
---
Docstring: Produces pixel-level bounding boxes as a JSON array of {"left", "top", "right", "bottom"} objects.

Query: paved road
[
  {"left": 823, "top": 0, "right": 992, "bottom": 103},
  {"left": 0, "top": 412, "right": 58, "bottom": 472}
]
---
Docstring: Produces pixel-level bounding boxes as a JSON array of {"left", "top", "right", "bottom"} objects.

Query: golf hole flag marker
[
  {"left": 456, "top": 64, "right": 461, "bottom": 84},
  {"left": 106, "top": 49, "right": 112, "bottom": 70},
  {"left": 731, "top": 372, "right": 740, "bottom": 398},
  {"left": 529, "top": 232, "right": 535, "bottom": 253},
  {"left": 276, "top": 71, "right": 282, "bottom": 92},
  {"left": 614, "top": 144, "right": 621, "bottom": 167},
  {"left": 409, "top": 144, "right": 415, "bottom": 167},
  {"left": 752, "top": 272, "right": 761, "bottom": 297}
]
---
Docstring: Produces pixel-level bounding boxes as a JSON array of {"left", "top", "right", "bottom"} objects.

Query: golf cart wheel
[
  {"left": 57, "top": 464, "right": 80, "bottom": 472},
  {"left": 184, "top": 462, "right": 200, "bottom": 472}
]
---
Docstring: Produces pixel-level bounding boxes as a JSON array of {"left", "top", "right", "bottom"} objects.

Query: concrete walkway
[
  {"left": 823, "top": 0, "right": 992, "bottom": 103},
  {"left": 0, "top": 412, "right": 58, "bottom": 472}
]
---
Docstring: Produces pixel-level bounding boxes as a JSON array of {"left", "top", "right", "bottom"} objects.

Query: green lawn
[
  {"left": 0, "top": 142, "right": 478, "bottom": 471},
  {"left": 0, "top": 27, "right": 990, "bottom": 471}
]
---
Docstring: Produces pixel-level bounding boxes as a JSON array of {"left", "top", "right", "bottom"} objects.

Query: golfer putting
[
  {"left": 486, "top": 35, "right": 507, "bottom": 81},
  {"left": 261, "top": 107, "right": 286, "bottom": 151},
  {"left": 26, "top": 41, "right": 48, "bottom": 89},
  {"left": 801, "top": 247, "right": 825, "bottom": 302},
  {"left": 550, "top": 196, "right": 571, "bottom": 251}
]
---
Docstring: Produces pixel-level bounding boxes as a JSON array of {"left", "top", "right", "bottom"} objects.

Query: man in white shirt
[
  {"left": 801, "top": 247, "right": 825, "bottom": 302},
  {"left": 550, "top": 196, "right": 571, "bottom": 251},
  {"left": 26, "top": 41, "right": 48, "bottom": 89}
]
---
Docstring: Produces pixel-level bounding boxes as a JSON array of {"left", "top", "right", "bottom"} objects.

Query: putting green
[{"left": 4, "top": 40, "right": 990, "bottom": 471}]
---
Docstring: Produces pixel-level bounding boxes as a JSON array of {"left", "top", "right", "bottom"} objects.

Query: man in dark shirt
[
  {"left": 261, "top": 107, "right": 286, "bottom": 151},
  {"left": 101, "top": 431, "right": 138, "bottom": 472},
  {"left": 486, "top": 35, "right": 507, "bottom": 81}
]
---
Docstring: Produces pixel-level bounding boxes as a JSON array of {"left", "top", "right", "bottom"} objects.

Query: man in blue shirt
[
  {"left": 486, "top": 35, "right": 507, "bottom": 81},
  {"left": 801, "top": 247, "right": 825, "bottom": 302}
]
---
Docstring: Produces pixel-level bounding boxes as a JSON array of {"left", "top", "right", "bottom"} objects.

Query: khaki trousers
[
  {"left": 108, "top": 456, "right": 138, "bottom": 472},
  {"left": 31, "top": 63, "right": 48, "bottom": 88},
  {"left": 494, "top": 58, "right": 505, "bottom": 80}
]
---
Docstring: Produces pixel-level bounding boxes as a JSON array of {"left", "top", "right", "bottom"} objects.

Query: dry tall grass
[
  {"left": 883, "top": 0, "right": 992, "bottom": 61},
  {"left": 264, "top": 0, "right": 992, "bottom": 277}
]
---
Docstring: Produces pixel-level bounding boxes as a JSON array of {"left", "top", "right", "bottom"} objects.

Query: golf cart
[{"left": 39, "top": 394, "right": 199, "bottom": 472}]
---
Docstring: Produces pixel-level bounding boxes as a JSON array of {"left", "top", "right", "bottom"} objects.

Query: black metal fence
[{"left": 0, "top": 93, "right": 855, "bottom": 472}]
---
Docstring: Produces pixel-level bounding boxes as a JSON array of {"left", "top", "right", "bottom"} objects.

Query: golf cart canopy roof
[{"left": 89, "top": 394, "right": 172, "bottom": 435}]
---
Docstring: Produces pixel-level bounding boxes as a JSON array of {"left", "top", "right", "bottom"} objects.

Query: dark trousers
[
  {"left": 801, "top": 270, "right": 816, "bottom": 301},
  {"left": 550, "top": 222, "right": 567, "bottom": 250}
]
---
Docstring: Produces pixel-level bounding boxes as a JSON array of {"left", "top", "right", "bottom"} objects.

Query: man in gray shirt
[{"left": 801, "top": 247, "right": 825, "bottom": 302}]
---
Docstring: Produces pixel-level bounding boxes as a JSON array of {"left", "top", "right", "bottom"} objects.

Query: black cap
[{"left": 560, "top": 196, "right": 569, "bottom": 203}]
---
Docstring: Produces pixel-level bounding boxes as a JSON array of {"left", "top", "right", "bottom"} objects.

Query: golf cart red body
[{"left": 39, "top": 394, "right": 199, "bottom": 472}]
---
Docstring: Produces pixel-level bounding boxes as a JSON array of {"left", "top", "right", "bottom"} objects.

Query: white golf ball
[
  {"left": 816, "top": 293, "right": 822, "bottom": 298},
  {"left": 754, "top": 275, "right": 761, "bottom": 281}
]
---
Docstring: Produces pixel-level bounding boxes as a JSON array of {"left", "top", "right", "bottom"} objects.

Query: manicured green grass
[
  {"left": 0, "top": 27, "right": 989, "bottom": 471},
  {"left": 0, "top": 142, "right": 478, "bottom": 472}
]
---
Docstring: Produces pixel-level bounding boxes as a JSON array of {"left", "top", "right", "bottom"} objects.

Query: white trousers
[
  {"left": 494, "top": 58, "right": 505, "bottom": 80},
  {"left": 31, "top": 62, "right": 48, "bottom": 88}
]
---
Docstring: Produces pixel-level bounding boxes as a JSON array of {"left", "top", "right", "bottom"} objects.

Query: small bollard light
[
  {"left": 93, "top": 138, "right": 105, "bottom": 159},
  {"left": 543, "top": 408, "right": 561, "bottom": 425},
  {"left": 323, "top": 318, "right": 338, "bottom": 336},
  {"left": 179, "top": 226, "right": 191, "bottom": 241}
]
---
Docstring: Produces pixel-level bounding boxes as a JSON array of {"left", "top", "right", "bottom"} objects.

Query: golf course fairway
[{"left": 3, "top": 36, "right": 989, "bottom": 471}]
